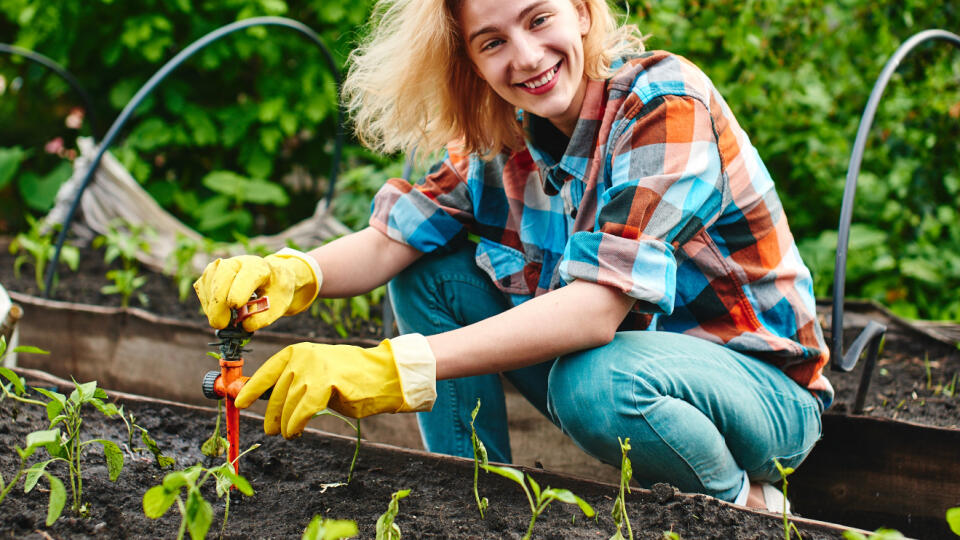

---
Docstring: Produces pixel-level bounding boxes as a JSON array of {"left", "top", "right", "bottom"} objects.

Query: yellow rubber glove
[
  {"left": 193, "top": 248, "right": 322, "bottom": 331},
  {"left": 234, "top": 334, "right": 437, "bottom": 439}
]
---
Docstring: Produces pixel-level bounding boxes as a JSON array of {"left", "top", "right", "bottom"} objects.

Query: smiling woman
[{"left": 193, "top": 0, "right": 833, "bottom": 517}]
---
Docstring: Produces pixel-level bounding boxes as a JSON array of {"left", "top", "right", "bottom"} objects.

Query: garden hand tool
[
  {"left": 234, "top": 334, "right": 438, "bottom": 439},
  {"left": 194, "top": 248, "right": 323, "bottom": 332},
  {"left": 201, "top": 296, "right": 272, "bottom": 475}
]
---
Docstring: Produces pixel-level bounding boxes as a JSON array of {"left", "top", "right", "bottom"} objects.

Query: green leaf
[
  {"left": 162, "top": 470, "right": 191, "bottom": 491},
  {"left": 143, "top": 485, "right": 178, "bottom": 518},
  {"left": 35, "top": 387, "right": 65, "bottom": 406},
  {"left": 545, "top": 488, "right": 595, "bottom": 517},
  {"left": 947, "top": 507, "right": 960, "bottom": 535},
  {"left": 0, "top": 367, "right": 26, "bottom": 395},
  {"left": 12, "top": 345, "right": 49, "bottom": 355},
  {"left": 482, "top": 464, "right": 525, "bottom": 486},
  {"left": 96, "top": 439, "right": 124, "bottom": 481},
  {"left": 24, "top": 459, "right": 56, "bottom": 492},
  {"left": 218, "top": 467, "right": 254, "bottom": 496},
  {"left": 0, "top": 146, "right": 29, "bottom": 190},
  {"left": 527, "top": 474, "right": 541, "bottom": 500},
  {"left": 18, "top": 162, "right": 73, "bottom": 211},
  {"left": 25, "top": 429, "right": 61, "bottom": 457},
  {"left": 201, "top": 171, "right": 288, "bottom": 205},
  {"left": 185, "top": 488, "right": 213, "bottom": 540},
  {"left": 43, "top": 472, "right": 66, "bottom": 526}
]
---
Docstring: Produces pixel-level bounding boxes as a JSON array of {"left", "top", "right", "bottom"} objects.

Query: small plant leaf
[
  {"left": 24, "top": 459, "right": 56, "bottom": 492},
  {"left": 946, "top": 507, "right": 960, "bottom": 535},
  {"left": 185, "top": 488, "right": 213, "bottom": 540},
  {"left": 375, "top": 489, "right": 410, "bottom": 540},
  {"left": 201, "top": 434, "right": 228, "bottom": 457},
  {"left": 11, "top": 345, "right": 49, "bottom": 355},
  {"left": 43, "top": 472, "right": 66, "bottom": 526},
  {"left": 94, "top": 439, "right": 124, "bottom": 481},
  {"left": 302, "top": 514, "right": 359, "bottom": 540},
  {"left": 90, "top": 398, "right": 120, "bottom": 417},
  {"left": 24, "top": 428, "right": 61, "bottom": 459},
  {"left": 482, "top": 464, "right": 526, "bottom": 486},
  {"left": 140, "top": 429, "right": 175, "bottom": 468},
  {"left": 34, "top": 387, "right": 65, "bottom": 406},
  {"left": 217, "top": 466, "right": 254, "bottom": 496},
  {"left": 527, "top": 474, "right": 541, "bottom": 501},
  {"left": 545, "top": 488, "right": 595, "bottom": 517},
  {"left": 143, "top": 485, "right": 178, "bottom": 518},
  {"left": 162, "top": 470, "right": 191, "bottom": 491}
]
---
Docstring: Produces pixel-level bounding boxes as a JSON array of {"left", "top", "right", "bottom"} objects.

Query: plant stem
[
  {"left": 0, "top": 384, "right": 47, "bottom": 407},
  {"left": 0, "top": 457, "right": 27, "bottom": 504},
  {"left": 175, "top": 497, "right": 187, "bottom": 540}
]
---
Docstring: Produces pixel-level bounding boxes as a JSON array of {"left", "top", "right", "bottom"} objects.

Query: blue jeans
[{"left": 388, "top": 244, "right": 823, "bottom": 502}]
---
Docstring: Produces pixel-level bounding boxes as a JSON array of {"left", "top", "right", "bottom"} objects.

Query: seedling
[
  {"left": 310, "top": 286, "right": 385, "bottom": 339},
  {"left": 662, "top": 532, "right": 682, "bottom": 540},
  {"left": 375, "top": 488, "right": 410, "bottom": 540},
  {"left": 201, "top": 400, "right": 229, "bottom": 458},
  {"left": 481, "top": 463, "right": 595, "bottom": 540},
  {"left": 165, "top": 232, "right": 202, "bottom": 303},
  {"left": 611, "top": 437, "right": 633, "bottom": 540},
  {"left": 117, "top": 406, "right": 175, "bottom": 468},
  {"left": 923, "top": 353, "right": 932, "bottom": 390},
  {"left": 841, "top": 528, "right": 906, "bottom": 539},
  {"left": 93, "top": 219, "right": 153, "bottom": 307},
  {"left": 315, "top": 409, "right": 362, "bottom": 483},
  {"left": 302, "top": 513, "right": 359, "bottom": 540},
  {"left": 773, "top": 459, "right": 802, "bottom": 540},
  {"left": 142, "top": 445, "right": 259, "bottom": 540},
  {"left": 0, "top": 428, "right": 67, "bottom": 525},
  {"left": 9, "top": 214, "right": 79, "bottom": 292},
  {"left": 469, "top": 399, "right": 489, "bottom": 518},
  {"left": 0, "top": 336, "right": 48, "bottom": 407},
  {"left": 943, "top": 372, "right": 958, "bottom": 398}
]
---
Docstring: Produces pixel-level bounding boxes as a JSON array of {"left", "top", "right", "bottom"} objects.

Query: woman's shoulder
[{"left": 606, "top": 50, "right": 716, "bottom": 106}]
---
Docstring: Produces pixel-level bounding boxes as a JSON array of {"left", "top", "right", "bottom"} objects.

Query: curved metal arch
[
  {"left": 43, "top": 16, "right": 346, "bottom": 296},
  {"left": 831, "top": 29, "right": 960, "bottom": 370},
  {"left": 0, "top": 43, "right": 101, "bottom": 139}
]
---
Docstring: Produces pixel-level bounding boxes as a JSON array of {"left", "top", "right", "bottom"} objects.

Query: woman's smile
[{"left": 516, "top": 60, "right": 562, "bottom": 94}]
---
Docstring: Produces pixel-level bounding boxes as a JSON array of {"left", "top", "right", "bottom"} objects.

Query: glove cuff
[
  {"left": 389, "top": 333, "right": 437, "bottom": 412},
  {"left": 272, "top": 247, "right": 323, "bottom": 313}
]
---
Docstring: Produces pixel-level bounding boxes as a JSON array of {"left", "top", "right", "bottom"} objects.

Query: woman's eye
[
  {"left": 482, "top": 39, "right": 504, "bottom": 51},
  {"left": 531, "top": 15, "right": 549, "bottom": 27}
]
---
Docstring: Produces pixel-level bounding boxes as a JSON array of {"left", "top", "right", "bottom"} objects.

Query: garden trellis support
[
  {"left": 830, "top": 29, "right": 960, "bottom": 414},
  {"left": 0, "top": 43, "right": 102, "bottom": 140},
  {"left": 43, "top": 16, "right": 346, "bottom": 296}
]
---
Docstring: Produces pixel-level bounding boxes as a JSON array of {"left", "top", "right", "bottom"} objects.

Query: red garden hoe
[{"left": 201, "top": 296, "right": 271, "bottom": 476}]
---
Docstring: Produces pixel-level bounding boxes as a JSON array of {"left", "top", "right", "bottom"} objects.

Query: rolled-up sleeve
[
  {"left": 369, "top": 149, "right": 475, "bottom": 253},
  {"left": 559, "top": 94, "right": 726, "bottom": 314}
]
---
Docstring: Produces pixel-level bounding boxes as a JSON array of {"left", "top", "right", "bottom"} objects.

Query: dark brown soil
[{"left": 0, "top": 373, "right": 852, "bottom": 540}]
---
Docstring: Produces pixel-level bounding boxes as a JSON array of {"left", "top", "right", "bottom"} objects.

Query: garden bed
[{"left": 0, "top": 368, "right": 862, "bottom": 539}]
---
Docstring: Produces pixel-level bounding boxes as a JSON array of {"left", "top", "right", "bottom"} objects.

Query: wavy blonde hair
[{"left": 342, "top": 0, "right": 644, "bottom": 157}]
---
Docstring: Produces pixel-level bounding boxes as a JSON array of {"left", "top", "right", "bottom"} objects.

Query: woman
[{"left": 194, "top": 0, "right": 832, "bottom": 510}]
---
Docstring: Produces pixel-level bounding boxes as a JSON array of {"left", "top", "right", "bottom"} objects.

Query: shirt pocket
[{"left": 474, "top": 237, "right": 537, "bottom": 296}]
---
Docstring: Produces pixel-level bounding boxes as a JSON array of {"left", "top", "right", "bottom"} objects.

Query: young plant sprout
[
  {"left": 166, "top": 232, "right": 203, "bottom": 303},
  {"left": 481, "top": 462, "right": 595, "bottom": 540},
  {"left": 773, "top": 459, "right": 802, "bottom": 540},
  {"left": 375, "top": 488, "right": 410, "bottom": 540},
  {"left": 469, "top": 398, "right": 489, "bottom": 518},
  {"left": 315, "top": 409, "right": 362, "bottom": 483},
  {"left": 661, "top": 532, "right": 682, "bottom": 540},
  {"left": 93, "top": 219, "right": 153, "bottom": 307},
  {"left": 142, "top": 444, "right": 259, "bottom": 540},
  {"left": 841, "top": 529, "right": 906, "bottom": 539},
  {"left": 0, "top": 419, "right": 67, "bottom": 526},
  {"left": 9, "top": 214, "right": 79, "bottom": 293},
  {"left": 117, "top": 406, "right": 175, "bottom": 468},
  {"left": 201, "top": 399, "right": 229, "bottom": 459},
  {"left": 302, "top": 513, "right": 359, "bottom": 540},
  {"left": 611, "top": 437, "right": 633, "bottom": 540}
]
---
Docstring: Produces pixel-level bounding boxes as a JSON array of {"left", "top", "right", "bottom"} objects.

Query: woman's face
[{"left": 459, "top": 0, "right": 591, "bottom": 137}]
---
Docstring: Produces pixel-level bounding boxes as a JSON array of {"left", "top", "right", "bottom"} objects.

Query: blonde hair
[{"left": 342, "top": 0, "right": 644, "bottom": 157}]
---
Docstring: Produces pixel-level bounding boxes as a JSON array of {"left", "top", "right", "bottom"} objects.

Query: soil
[
  {"left": 2, "top": 241, "right": 958, "bottom": 430},
  {"left": 0, "top": 374, "right": 852, "bottom": 540}
]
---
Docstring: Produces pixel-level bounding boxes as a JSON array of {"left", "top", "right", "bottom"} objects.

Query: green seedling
[
  {"left": 662, "top": 532, "right": 682, "bottom": 540},
  {"left": 166, "top": 232, "right": 202, "bottom": 303},
  {"left": 611, "top": 437, "right": 633, "bottom": 540},
  {"left": 469, "top": 399, "right": 489, "bottom": 518},
  {"left": 310, "top": 286, "right": 385, "bottom": 339},
  {"left": 773, "top": 459, "right": 802, "bottom": 540},
  {"left": 93, "top": 219, "right": 153, "bottom": 307},
  {"left": 143, "top": 445, "right": 259, "bottom": 540},
  {"left": 948, "top": 506, "right": 960, "bottom": 536},
  {"left": 9, "top": 214, "right": 79, "bottom": 292},
  {"left": 201, "top": 400, "right": 229, "bottom": 458},
  {"left": 943, "top": 372, "right": 958, "bottom": 398},
  {"left": 118, "top": 406, "right": 175, "bottom": 468},
  {"left": 481, "top": 463, "right": 595, "bottom": 540},
  {"left": 375, "top": 488, "right": 410, "bottom": 540},
  {"left": 0, "top": 370, "right": 127, "bottom": 519},
  {"left": 0, "top": 336, "right": 48, "bottom": 406},
  {"left": 302, "top": 513, "right": 359, "bottom": 540},
  {"left": 842, "top": 528, "right": 906, "bottom": 539},
  {"left": 315, "top": 409, "right": 362, "bottom": 483},
  {"left": 0, "top": 428, "right": 67, "bottom": 525},
  {"left": 924, "top": 353, "right": 932, "bottom": 390}
]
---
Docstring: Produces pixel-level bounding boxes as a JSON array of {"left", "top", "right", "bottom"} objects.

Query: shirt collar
[{"left": 520, "top": 77, "right": 607, "bottom": 194}]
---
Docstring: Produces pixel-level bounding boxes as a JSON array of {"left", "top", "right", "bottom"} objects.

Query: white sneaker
[{"left": 760, "top": 483, "right": 792, "bottom": 515}]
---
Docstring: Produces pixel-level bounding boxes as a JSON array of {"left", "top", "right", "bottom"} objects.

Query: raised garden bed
[
  {"left": 3, "top": 239, "right": 960, "bottom": 538},
  {"left": 0, "top": 368, "right": 863, "bottom": 539}
]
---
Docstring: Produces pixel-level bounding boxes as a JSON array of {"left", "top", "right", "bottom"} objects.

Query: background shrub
[{"left": 1, "top": 0, "right": 958, "bottom": 320}]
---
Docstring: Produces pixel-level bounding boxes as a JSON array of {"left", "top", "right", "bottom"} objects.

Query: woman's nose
[{"left": 511, "top": 33, "right": 544, "bottom": 72}]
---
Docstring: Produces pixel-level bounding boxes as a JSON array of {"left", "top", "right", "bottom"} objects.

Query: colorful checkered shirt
[{"left": 370, "top": 51, "right": 832, "bottom": 399}]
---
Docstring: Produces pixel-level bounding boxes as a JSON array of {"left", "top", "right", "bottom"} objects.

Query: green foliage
[
  {"left": 118, "top": 407, "right": 175, "bottom": 469},
  {"left": 93, "top": 220, "right": 153, "bottom": 307},
  {"left": 165, "top": 233, "right": 204, "bottom": 303},
  {"left": 842, "top": 528, "right": 906, "bottom": 540},
  {"left": 375, "top": 489, "right": 410, "bottom": 540},
  {"left": 948, "top": 506, "right": 960, "bottom": 536},
  {"left": 143, "top": 455, "right": 256, "bottom": 540},
  {"left": 469, "top": 399, "right": 489, "bottom": 518},
  {"left": 481, "top": 462, "right": 596, "bottom": 540},
  {"left": 310, "top": 285, "right": 385, "bottom": 339},
  {"left": 627, "top": 0, "right": 960, "bottom": 321},
  {"left": 0, "top": 0, "right": 390, "bottom": 238},
  {"left": 611, "top": 437, "right": 633, "bottom": 540},
  {"left": 201, "top": 400, "right": 229, "bottom": 459},
  {"left": 302, "top": 513, "right": 359, "bottom": 540},
  {"left": 773, "top": 459, "right": 801, "bottom": 540},
  {"left": 9, "top": 214, "right": 79, "bottom": 292},
  {"left": 314, "top": 409, "right": 361, "bottom": 484}
]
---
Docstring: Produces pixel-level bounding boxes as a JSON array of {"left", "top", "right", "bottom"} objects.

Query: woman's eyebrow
[{"left": 467, "top": 0, "right": 550, "bottom": 45}]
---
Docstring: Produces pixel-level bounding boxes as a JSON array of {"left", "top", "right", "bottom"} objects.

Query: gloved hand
[
  {"left": 193, "top": 248, "right": 322, "bottom": 331},
  {"left": 234, "top": 334, "right": 437, "bottom": 438}
]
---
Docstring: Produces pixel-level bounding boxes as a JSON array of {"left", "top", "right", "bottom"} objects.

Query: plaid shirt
[{"left": 370, "top": 51, "right": 831, "bottom": 399}]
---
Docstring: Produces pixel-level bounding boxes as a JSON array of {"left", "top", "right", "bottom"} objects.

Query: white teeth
[{"left": 523, "top": 64, "right": 559, "bottom": 89}]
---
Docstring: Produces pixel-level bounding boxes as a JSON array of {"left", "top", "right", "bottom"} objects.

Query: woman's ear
[{"left": 576, "top": 1, "right": 591, "bottom": 36}]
